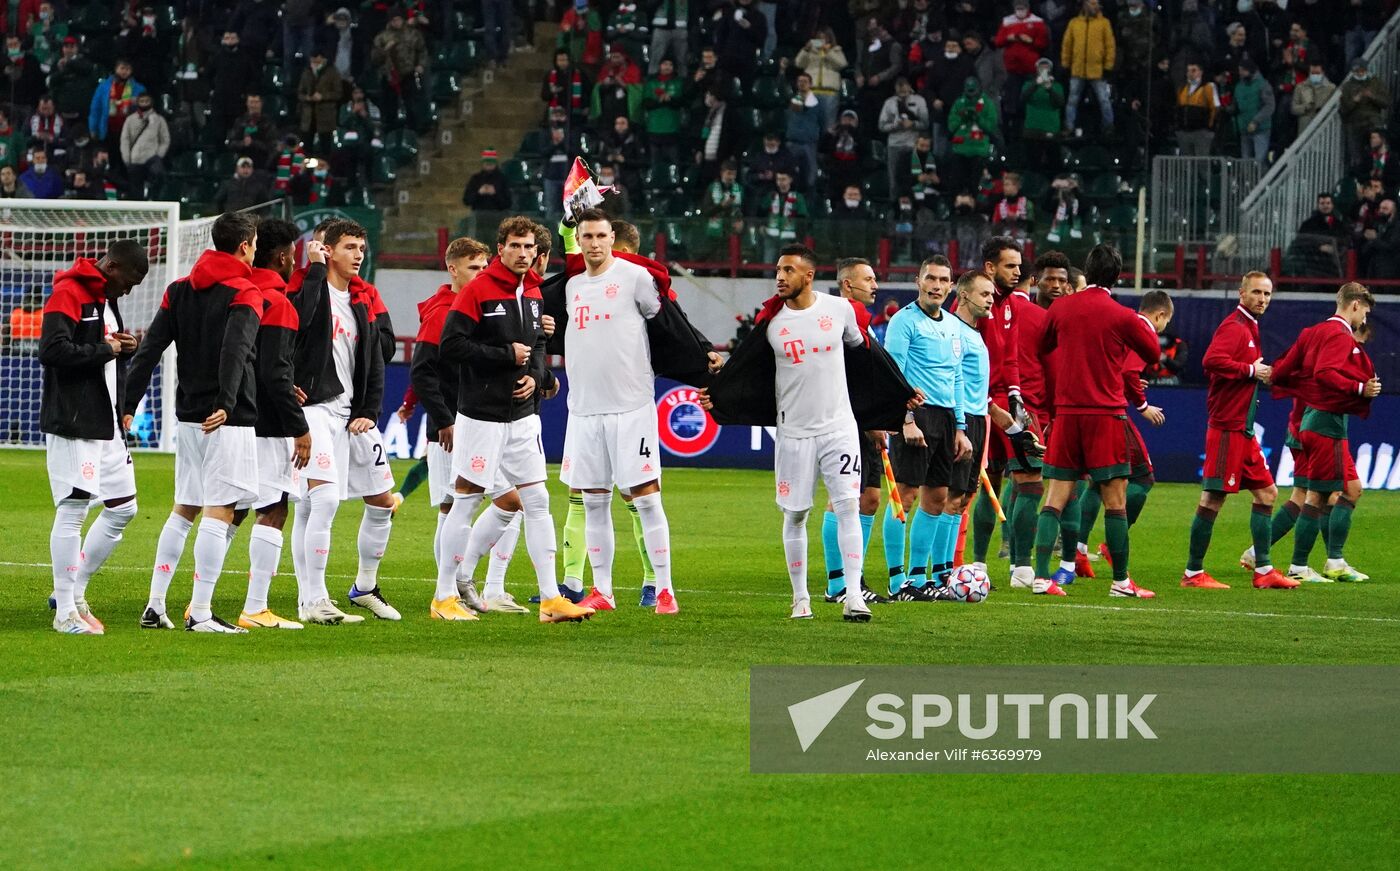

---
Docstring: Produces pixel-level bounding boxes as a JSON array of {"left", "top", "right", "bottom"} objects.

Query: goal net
[{"left": 0, "top": 199, "right": 283, "bottom": 452}]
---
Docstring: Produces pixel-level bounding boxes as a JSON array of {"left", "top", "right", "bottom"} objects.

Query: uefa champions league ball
[{"left": 947, "top": 565, "right": 990, "bottom": 603}]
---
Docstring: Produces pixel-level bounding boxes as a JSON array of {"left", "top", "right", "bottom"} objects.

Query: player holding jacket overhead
[
  {"left": 1181, "top": 272, "right": 1297, "bottom": 591},
  {"left": 232, "top": 217, "right": 315, "bottom": 629},
  {"left": 125, "top": 212, "right": 263, "bottom": 632},
  {"left": 702, "top": 244, "right": 920, "bottom": 623},
  {"left": 1031, "top": 245, "right": 1163, "bottom": 599},
  {"left": 39, "top": 240, "right": 149, "bottom": 634},
  {"left": 435, "top": 215, "right": 594, "bottom": 624},
  {"left": 286, "top": 220, "right": 385, "bottom": 625}
]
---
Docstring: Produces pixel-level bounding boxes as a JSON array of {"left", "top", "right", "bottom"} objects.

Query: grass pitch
[{"left": 1, "top": 448, "right": 1397, "bottom": 869}]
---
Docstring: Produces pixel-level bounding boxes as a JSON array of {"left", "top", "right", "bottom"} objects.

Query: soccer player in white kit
[
  {"left": 124, "top": 212, "right": 263, "bottom": 633},
  {"left": 707, "top": 244, "right": 876, "bottom": 622},
  {"left": 561, "top": 209, "right": 679, "bottom": 615},
  {"left": 39, "top": 240, "right": 149, "bottom": 634}
]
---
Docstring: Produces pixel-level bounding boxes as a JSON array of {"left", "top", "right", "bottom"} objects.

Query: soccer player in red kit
[
  {"left": 968, "top": 237, "right": 1032, "bottom": 583},
  {"left": 1032, "top": 245, "right": 1162, "bottom": 598},
  {"left": 1272, "top": 282, "right": 1381, "bottom": 583},
  {"left": 1181, "top": 272, "right": 1297, "bottom": 590}
]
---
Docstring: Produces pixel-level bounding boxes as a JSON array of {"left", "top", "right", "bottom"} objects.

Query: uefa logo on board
[{"left": 657, "top": 386, "right": 720, "bottom": 457}]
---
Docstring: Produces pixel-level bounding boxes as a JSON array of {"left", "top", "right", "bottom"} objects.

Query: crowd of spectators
[
  {"left": 508, "top": 0, "right": 1397, "bottom": 268},
  {"left": 0, "top": 0, "right": 488, "bottom": 210}
]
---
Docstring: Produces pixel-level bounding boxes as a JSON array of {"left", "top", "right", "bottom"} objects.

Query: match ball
[{"left": 946, "top": 565, "right": 990, "bottom": 603}]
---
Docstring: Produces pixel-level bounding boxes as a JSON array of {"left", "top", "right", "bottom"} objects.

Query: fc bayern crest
[{"left": 657, "top": 386, "right": 721, "bottom": 457}]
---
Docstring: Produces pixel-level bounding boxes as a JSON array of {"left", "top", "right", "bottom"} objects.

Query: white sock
[
  {"left": 1077, "top": 542, "right": 1088, "bottom": 555},
  {"left": 50, "top": 498, "right": 88, "bottom": 617},
  {"left": 631, "top": 491, "right": 673, "bottom": 593},
  {"left": 433, "top": 510, "right": 447, "bottom": 568},
  {"left": 290, "top": 501, "right": 308, "bottom": 601},
  {"left": 465, "top": 504, "right": 516, "bottom": 598},
  {"left": 1184, "top": 568, "right": 1203, "bottom": 577},
  {"left": 782, "top": 509, "right": 810, "bottom": 602},
  {"left": 519, "top": 484, "right": 560, "bottom": 600},
  {"left": 302, "top": 484, "right": 340, "bottom": 605},
  {"left": 436, "top": 491, "right": 483, "bottom": 599},
  {"left": 354, "top": 504, "right": 395, "bottom": 592},
  {"left": 1255, "top": 564, "right": 1274, "bottom": 575},
  {"left": 1060, "top": 559, "right": 1076, "bottom": 573},
  {"left": 148, "top": 512, "right": 194, "bottom": 612},
  {"left": 225, "top": 519, "right": 239, "bottom": 545},
  {"left": 190, "top": 517, "right": 231, "bottom": 621},
  {"left": 245, "top": 524, "right": 283, "bottom": 614},
  {"left": 74, "top": 500, "right": 136, "bottom": 600},
  {"left": 582, "top": 491, "right": 615, "bottom": 596},
  {"left": 832, "top": 499, "right": 863, "bottom": 600},
  {"left": 485, "top": 512, "right": 523, "bottom": 591}
]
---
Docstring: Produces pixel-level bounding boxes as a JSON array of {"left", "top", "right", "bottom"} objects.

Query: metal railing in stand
[
  {"left": 1235, "top": 12, "right": 1400, "bottom": 266},
  {"left": 1149, "top": 156, "right": 1264, "bottom": 276}
]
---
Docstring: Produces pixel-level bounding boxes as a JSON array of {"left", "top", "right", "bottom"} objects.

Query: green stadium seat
[
  {"left": 341, "top": 185, "right": 376, "bottom": 208},
  {"left": 370, "top": 154, "right": 398, "bottom": 185},
  {"left": 262, "top": 65, "right": 284, "bottom": 95},
  {"left": 385, "top": 129, "right": 419, "bottom": 166},
  {"left": 838, "top": 77, "right": 859, "bottom": 108},
  {"left": 451, "top": 40, "right": 482, "bottom": 75},
  {"left": 1065, "top": 144, "right": 1115, "bottom": 172},
  {"left": 862, "top": 171, "right": 890, "bottom": 203},
  {"left": 1084, "top": 173, "right": 1126, "bottom": 204},
  {"left": 501, "top": 159, "right": 534, "bottom": 188},
  {"left": 1018, "top": 170, "right": 1050, "bottom": 200},
  {"left": 432, "top": 72, "right": 462, "bottom": 101},
  {"left": 750, "top": 75, "right": 791, "bottom": 110},
  {"left": 1100, "top": 203, "right": 1139, "bottom": 230},
  {"left": 517, "top": 129, "right": 545, "bottom": 159},
  {"left": 643, "top": 162, "right": 682, "bottom": 193},
  {"left": 71, "top": 3, "right": 115, "bottom": 36}
]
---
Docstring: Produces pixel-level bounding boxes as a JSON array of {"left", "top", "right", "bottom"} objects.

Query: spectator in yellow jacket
[{"left": 1061, "top": 0, "right": 1115, "bottom": 136}]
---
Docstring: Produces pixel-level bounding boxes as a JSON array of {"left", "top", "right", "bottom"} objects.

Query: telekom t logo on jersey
[
  {"left": 575, "top": 305, "right": 591, "bottom": 330},
  {"left": 783, "top": 339, "right": 807, "bottom": 364}
]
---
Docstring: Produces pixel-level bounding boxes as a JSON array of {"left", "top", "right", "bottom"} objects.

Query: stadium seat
[
  {"left": 212, "top": 153, "right": 238, "bottom": 178},
  {"left": 862, "top": 171, "right": 890, "bottom": 203},
  {"left": 750, "top": 75, "right": 791, "bottom": 110},
  {"left": 1065, "top": 144, "right": 1116, "bottom": 172},
  {"left": 432, "top": 72, "right": 462, "bottom": 101},
  {"left": 261, "top": 65, "right": 284, "bottom": 95},
  {"left": 643, "top": 162, "right": 682, "bottom": 194},
  {"left": 370, "top": 154, "right": 398, "bottom": 185},
  {"left": 1084, "top": 173, "right": 1127, "bottom": 205},
  {"left": 262, "top": 94, "right": 288, "bottom": 124},
  {"left": 1100, "top": 203, "right": 1139, "bottom": 230},
  {"left": 1019, "top": 170, "right": 1050, "bottom": 200},
  {"left": 341, "top": 185, "right": 375, "bottom": 208},
  {"left": 679, "top": 164, "right": 705, "bottom": 192},
  {"left": 384, "top": 129, "right": 419, "bottom": 166},
  {"left": 502, "top": 159, "right": 535, "bottom": 188},
  {"left": 517, "top": 129, "right": 546, "bottom": 159},
  {"left": 450, "top": 9, "right": 474, "bottom": 39},
  {"left": 168, "top": 151, "right": 205, "bottom": 179},
  {"left": 838, "top": 77, "right": 859, "bottom": 109},
  {"left": 71, "top": 2, "right": 114, "bottom": 36},
  {"left": 1332, "top": 175, "right": 1358, "bottom": 213}
]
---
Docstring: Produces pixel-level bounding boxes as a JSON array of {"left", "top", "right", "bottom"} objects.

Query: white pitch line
[{"left": 1, "top": 561, "right": 1396, "bottom": 625}]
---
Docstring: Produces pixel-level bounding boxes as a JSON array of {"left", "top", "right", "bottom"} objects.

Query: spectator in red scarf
[{"left": 541, "top": 48, "right": 591, "bottom": 128}]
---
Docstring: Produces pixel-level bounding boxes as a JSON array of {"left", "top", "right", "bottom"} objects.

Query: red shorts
[
  {"left": 990, "top": 406, "right": 1047, "bottom": 474},
  {"left": 1296, "top": 430, "right": 1358, "bottom": 492},
  {"left": 986, "top": 393, "right": 1011, "bottom": 468},
  {"left": 1201, "top": 426, "right": 1274, "bottom": 493},
  {"left": 1125, "top": 416, "right": 1153, "bottom": 480},
  {"left": 1042, "top": 413, "right": 1133, "bottom": 482}
]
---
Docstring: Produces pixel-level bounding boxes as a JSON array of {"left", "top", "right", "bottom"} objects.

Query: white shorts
[
  {"left": 174, "top": 421, "right": 259, "bottom": 507},
  {"left": 243, "top": 436, "right": 294, "bottom": 510},
  {"left": 451, "top": 412, "right": 546, "bottom": 493},
  {"left": 45, "top": 434, "right": 136, "bottom": 506},
  {"left": 347, "top": 425, "right": 395, "bottom": 498},
  {"left": 560, "top": 405, "right": 661, "bottom": 491},
  {"left": 427, "top": 440, "right": 453, "bottom": 506},
  {"left": 293, "top": 403, "right": 350, "bottom": 501},
  {"left": 773, "top": 425, "right": 863, "bottom": 512}
]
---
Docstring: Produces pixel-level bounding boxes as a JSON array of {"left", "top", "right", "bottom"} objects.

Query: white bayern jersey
[
  {"left": 767, "top": 292, "right": 863, "bottom": 438},
  {"left": 326, "top": 283, "right": 357, "bottom": 419},
  {"left": 103, "top": 302, "right": 119, "bottom": 425},
  {"left": 564, "top": 256, "right": 661, "bottom": 415}
]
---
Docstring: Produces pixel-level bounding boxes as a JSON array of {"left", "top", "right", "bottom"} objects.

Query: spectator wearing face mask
[
  {"left": 1291, "top": 62, "right": 1335, "bottom": 132},
  {"left": 3, "top": 34, "right": 44, "bottom": 111},
  {"left": 946, "top": 76, "right": 998, "bottom": 194},
  {"left": 879, "top": 77, "right": 928, "bottom": 203},
  {"left": 120, "top": 91, "right": 170, "bottom": 197},
  {"left": 921, "top": 37, "right": 974, "bottom": 158},
  {"left": 1341, "top": 58, "right": 1390, "bottom": 169},
  {"left": 749, "top": 132, "right": 801, "bottom": 198},
  {"left": 794, "top": 27, "right": 847, "bottom": 132},
  {"left": 856, "top": 18, "right": 903, "bottom": 138},
  {"left": 820, "top": 109, "right": 865, "bottom": 200},
  {"left": 596, "top": 163, "right": 631, "bottom": 217},
  {"left": 298, "top": 48, "right": 344, "bottom": 157},
  {"left": 20, "top": 147, "right": 61, "bottom": 198}
]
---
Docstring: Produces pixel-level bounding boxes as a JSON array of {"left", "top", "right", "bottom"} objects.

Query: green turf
[{"left": 1, "top": 449, "right": 1397, "bottom": 869}]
